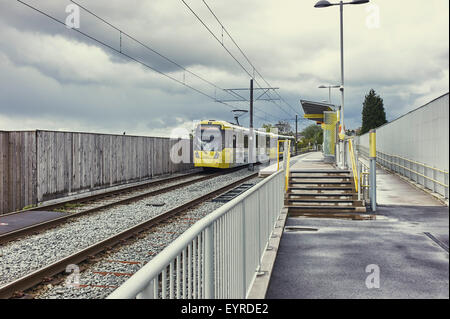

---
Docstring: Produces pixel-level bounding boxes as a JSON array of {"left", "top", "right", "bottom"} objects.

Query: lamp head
[
  {"left": 350, "top": 0, "right": 369, "bottom": 4},
  {"left": 314, "top": 0, "right": 333, "bottom": 8}
]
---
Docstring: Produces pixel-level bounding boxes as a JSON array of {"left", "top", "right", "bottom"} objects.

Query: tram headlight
[
  {"left": 195, "top": 152, "right": 200, "bottom": 158},
  {"left": 213, "top": 152, "right": 220, "bottom": 159}
]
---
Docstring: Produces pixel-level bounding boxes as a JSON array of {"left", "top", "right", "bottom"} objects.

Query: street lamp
[
  {"left": 318, "top": 84, "right": 340, "bottom": 104},
  {"left": 314, "top": 0, "right": 369, "bottom": 167}
]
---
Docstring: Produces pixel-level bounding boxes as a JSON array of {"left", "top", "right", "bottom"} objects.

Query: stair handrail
[
  {"left": 348, "top": 138, "right": 358, "bottom": 192},
  {"left": 285, "top": 140, "right": 291, "bottom": 192}
]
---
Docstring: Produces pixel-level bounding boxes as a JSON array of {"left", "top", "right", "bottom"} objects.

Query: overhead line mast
[
  {"left": 181, "top": 0, "right": 298, "bottom": 120},
  {"left": 201, "top": 0, "right": 301, "bottom": 118}
]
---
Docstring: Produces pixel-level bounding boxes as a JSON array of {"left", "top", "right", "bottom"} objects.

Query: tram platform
[
  {"left": 259, "top": 152, "right": 449, "bottom": 299},
  {"left": 258, "top": 152, "right": 318, "bottom": 177}
]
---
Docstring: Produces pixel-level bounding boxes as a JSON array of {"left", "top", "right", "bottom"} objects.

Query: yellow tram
[{"left": 193, "top": 120, "right": 294, "bottom": 169}]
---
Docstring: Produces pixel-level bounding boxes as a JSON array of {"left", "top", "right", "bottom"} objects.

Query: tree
[
  {"left": 274, "top": 120, "right": 293, "bottom": 135},
  {"left": 299, "top": 124, "right": 323, "bottom": 148},
  {"left": 302, "top": 124, "right": 321, "bottom": 140},
  {"left": 262, "top": 123, "right": 274, "bottom": 133},
  {"left": 360, "top": 89, "right": 387, "bottom": 135}
]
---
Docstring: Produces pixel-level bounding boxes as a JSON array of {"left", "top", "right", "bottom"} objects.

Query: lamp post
[
  {"left": 314, "top": 0, "right": 369, "bottom": 168},
  {"left": 318, "top": 84, "right": 340, "bottom": 104}
]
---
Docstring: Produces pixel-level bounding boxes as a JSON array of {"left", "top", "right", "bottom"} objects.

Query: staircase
[{"left": 285, "top": 169, "right": 371, "bottom": 220}]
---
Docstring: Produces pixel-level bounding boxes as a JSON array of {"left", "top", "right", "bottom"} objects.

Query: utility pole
[
  {"left": 218, "top": 80, "right": 279, "bottom": 172},
  {"left": 249, "top": 78, "right": 254, "bottom": 171},
  {"left": 295, "top": 114, "right": 298, "bottom": 156},
  {"left": 314, "top": 0, "right": 369, "bottom": 168},
  {"left": 250, "top": 79, "right": 253, "bottom": 129}
]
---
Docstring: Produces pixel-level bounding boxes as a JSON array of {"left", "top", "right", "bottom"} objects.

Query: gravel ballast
[{"left": 0, "top": 168, "right": 263, "bottom": 294}]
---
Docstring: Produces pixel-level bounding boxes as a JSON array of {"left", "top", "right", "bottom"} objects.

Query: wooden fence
[{"left": 0, "top": 130, "right": 193, "bottom": 214}]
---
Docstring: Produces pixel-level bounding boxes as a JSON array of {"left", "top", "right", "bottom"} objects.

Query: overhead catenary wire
[
  {"left": 17, "top": 0, "right": 290, "bottom": 125},
  {"left": 181, "top": 0, "right": 296, "bottom": 119},
  {"left": 68, "top": 0, "right": 234, "bottom": 101},
  {"left": 70, "top": 0, "right": 289, "bottom": 122},
  {"left": 16, "top": 0, "right": 256, "bottom": 113},
  {"left": 200, "top": 0, "right": 300, "bottom": 118}
]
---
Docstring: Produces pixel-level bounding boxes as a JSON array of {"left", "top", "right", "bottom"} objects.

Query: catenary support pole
[
  {"left": 249, "top": 78, "right": 254, "bottom": 171},
  {"left": 295, "top": 114, "right": 298, "bottom": 155}
]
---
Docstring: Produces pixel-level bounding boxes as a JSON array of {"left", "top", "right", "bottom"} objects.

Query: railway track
[
  {"left": 0, "top": 170, "right": 259, "bottom": 299},
  {"left": 0, "top": 168, "right": 246, "bottom": 245}
]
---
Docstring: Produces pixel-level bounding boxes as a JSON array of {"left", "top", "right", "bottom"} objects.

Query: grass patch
[{"left": 53, "top": 202, "right": 84, "bottom": 212}]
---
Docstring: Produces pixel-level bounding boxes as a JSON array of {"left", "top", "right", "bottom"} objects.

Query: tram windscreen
[{"left": 194, "top": 124, "right": 224, "bottom": 151}]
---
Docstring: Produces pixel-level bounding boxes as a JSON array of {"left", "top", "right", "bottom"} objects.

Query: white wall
[{"left": 355, "top": 93, "right": 449, "bottom": 199}]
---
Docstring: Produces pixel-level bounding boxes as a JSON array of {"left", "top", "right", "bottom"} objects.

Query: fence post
[
  {"left": 241, "top": 203, "right": 247, "bottom": 298},
  {"left": 369, "top": 129, "right": 377, "bottom": 212},
  {"left": 204, "top": 225, "right": 215, "bottom": 299}
]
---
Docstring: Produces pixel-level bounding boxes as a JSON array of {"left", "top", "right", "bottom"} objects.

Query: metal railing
[
  {"left": 344, "top": 139, "right": 370, "bottom": 204},
  {"left": 284, "top": 141, "right": 291, "bottom": 192},
  {"left": 107, "top": 169, "right": 285, "bottom": 299},
  {"left": 276, "top": 140, "right": 292, "bottom": 192},
  {"left": 357, "top": 146, "right": 449, "bottom": 199},
  {"left": 358, "top": 158, "right": 370, "bottom": 203},
  {"left": 348, "top": 139, "right": 358, "bottom": 191}
]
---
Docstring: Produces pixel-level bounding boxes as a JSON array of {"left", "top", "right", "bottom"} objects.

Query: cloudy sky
[{"left": 0, "top": 0, "right": 448, "bottom": 137}]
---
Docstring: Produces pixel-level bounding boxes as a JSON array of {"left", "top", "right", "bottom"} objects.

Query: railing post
[
  {"left": 445, "top": 172, "right": 448, "bottom": 199},
  {"left": 204, "top": 225, "right": 215, "bottom": 299},
  {"left": 256, "top": 190, "right": 261, "bottom": 271},
  {"left": 277, "top": 141, "right": 280, "bottom": 171},
  {"left": 369, "top": 129, "right": 377, "bottom": 212},
  {"left": 241, "top": 203, "right": 247, "bottom": 298}
]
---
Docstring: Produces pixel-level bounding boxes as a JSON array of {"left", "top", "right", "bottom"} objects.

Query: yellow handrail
[
  {"left": 277, "top": 140, "right": 286, "bottom": 171},
  {"left": 276, "top": 139, "right": 291, "bottom": 191},
  {"left": 348, "top": 139, "right": 358, "bottom": 192},
  {"left": 285, "top": 140, "right": 291, "bottom": 192}
]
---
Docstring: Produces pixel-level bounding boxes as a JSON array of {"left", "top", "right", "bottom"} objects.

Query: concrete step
[
  {"left": 288, "top": 211, "right": 374, "bottom": 220},
  {"left": 288, "top": 186, "right": 354, "bottom": 191},
  {"left": 289, "top": 181, "right": 353, "bottom": 185},
  {"left": 285, "top": 199, "right": 364, "bottom": 205},
  {"left": 286, "top": 205, "right": 367, "bottom": 213},
  {"left": 290, "top": 175, "right": 352, "bottom": 179},
  {"left": 286, "top": 193, "right": 358, "bottom": 198},
  {"left": 290, "top": 170, "right": 351, "bottom": 174}
]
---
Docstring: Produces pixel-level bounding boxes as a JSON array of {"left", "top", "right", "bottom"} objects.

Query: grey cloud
[{"left": 0, "top": 0, "right": 448, "bottom": 135}]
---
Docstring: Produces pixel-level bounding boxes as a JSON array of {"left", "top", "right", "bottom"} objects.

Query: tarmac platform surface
[
  {"left": 0, "top": 210, "right": 67, "bottom": 235},
  {"left": 265, "top": 152, "right": 449, "bottom": 299}
]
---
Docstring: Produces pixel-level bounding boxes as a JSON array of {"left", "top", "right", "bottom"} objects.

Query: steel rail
[
  {"left": 2, "top": 171, "right": 203, "bottom": 218},
  {"left": 0, "top": 168, "right": 247, "bottom": 245},
  {"left": 0, "top": 172, "right": 258, "bottom": 299}
]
